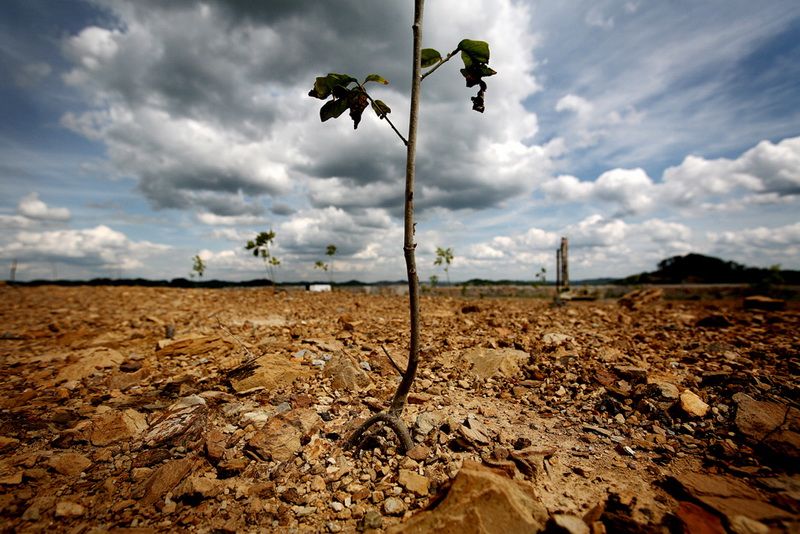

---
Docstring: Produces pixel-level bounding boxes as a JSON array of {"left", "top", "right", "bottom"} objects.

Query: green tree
[
  {"left": 191, "top": 254, "right": 206, "bottom": 280},
  {"left": 429, "top": 274, "right": 439, "bottom": 288},
  {"left": 309, "top": 0, "right": 495, "bottom": 453},
  {"left": 245, "top": 231, "right": 279, "bottom": 285},
  {"left": 534, "top": 266, "right": 546, "bottom": 285},
  {"left": 434, "top": 247, "right": 454, "bottom": 285}
]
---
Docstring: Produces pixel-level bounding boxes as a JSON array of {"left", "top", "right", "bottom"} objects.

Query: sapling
[
  {"left": 434, "top": 246, "right": 454, "bottom": 285},
  {"left": 326, "top": 244, "right": 337, "bottom": 283},
  {"left": 245, "top": 231, "right": 280, "bottom": 285},
  {"left": 191, "top": 254, "right": 206, "bottom": 280},
  {"left": 309, "top": 0, "right": 495, "bottom": 452}
]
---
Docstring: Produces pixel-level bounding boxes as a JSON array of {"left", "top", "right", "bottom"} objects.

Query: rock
[
  {"left": 548, "top": 514, "right": 590, "bottom": 534},
  {"left": 743, "top": 295, "right": 786, "bottom": 311},
  {"left": 645, "top": 380, "right": 680, "bottom": 401},
  {"left": 0, "top": 436, "right": 19, "bottom": 454},
  {"left": 668, "top": 472, "right": 792, "bottom": 523},
  {"left": 89, "top": 408, "right": 148, "bottom": 446},
  {"left": 541, "top": 333, "right": 574, "bottom": 347},
  {"left": 415, "top": 413, "right": 439, "bottom": 436},
  {"left": 361, "top": 510, "right": 383, "bottom": 529},
  {"left": 247, "top": 408, "right": 321, "bottom": 462},
  {"left": 618, "top": 288, "right": 663, "bottom": 310},
  {"left": 204, "top": 429, "right": 227, "bottom": 463},
  {"left": 138, "top": 457, "right": 196, "bottom": 507},
  {"left": 55, "top": 347, "right": 124, "bottom": 383},
  {"left": 728, "top": 515, "right": 769, "bottom": 534},
  {"left": 612, "top": 365, "right": 648, "bottom": 384},
  {"left": 406, "top": 445, "right": 431, "bottom": 461},
  {"left": 676, "top": 501, "right": 725, "bottom": 534},
  {"left": 386, "top": 461, "right": 547, "bottom": 533},
  {"left": 679, "top": 390, "right": 709, "bottom": 417},
  {"left": 55, "top": 500, "right": 85, "bottom": 518},
  {"left": 732, "top": 393, "right": 785, "bottom": 441},
  {"left": 323, "top": 352, "right": 372, "bottom": 392},
  {"left": 398, "top": 469, "right": 429, "bottom": 496},
  {"left": 142, "top": 395, "right": 207, "bottom": 449},
  {"left": 228, "top": 354, "right": 312, "bottom": 393},
  {"left": 47, "top": 452, "right": 92, "bottom": 477},
  {"left": 463, "top": 347, "right": 529, "bottom": 380},
  {"left": 175, "top": 475, "right": 223, "bottom": 501},
  {"left": 383, "top": 496, "right": 406, "bottom": 516}
]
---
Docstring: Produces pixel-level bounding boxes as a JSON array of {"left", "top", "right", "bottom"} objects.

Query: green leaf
[
  {"left": 457, "top": 39, "right": 490, "bottom": 64},
  {"left": 421, "top": 48, "right": 442, "bottom": 68},
  {"left": 308, "top": 73, "right": 356, "bottom": 99},
  {"left": 320, "top": 98, "right": 350, "bottom": 122},
  {"left": 364, "top": 74, "right": 389, "bottom": 85},
  {"left": 371, "top": 99, "right": 391, "bottom": 118}
]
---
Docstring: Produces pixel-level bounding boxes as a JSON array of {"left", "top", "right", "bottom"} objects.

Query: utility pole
[
  {"left": 10, "top": 259, "right": 17, "bottom": 282},
  {"left": 556, "top": 248, "right": 562, "bottom": 292},
  {"left": 559, "top": 237, "right": 569, "bottom": 291}
]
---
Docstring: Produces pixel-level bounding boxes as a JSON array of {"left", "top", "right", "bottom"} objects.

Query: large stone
[
  {"left": 247, "top": 408, "right": 321, "bottom": 462},
  {"left": 323, "top": 352, "right": 372, "bottom": 392},
  {"left": 680, "top": 390, "right": 709, "bottom": 417},
  {"left": 89, "top": 409, "right": 148, "bottom": 446},
  {"left": 47, "top": 452, "right": 92, "bottom": 477},
  {"left": 398, "top": 469, "right": 429, "bottom": 496},
  {"left": 56, "top": 347, "right": 124, "bottom": 383},
  {"left": 387, "top": 461, "right": 548, "bottom": 533},
  {"left": 138, "top": 458, "right": 196, "bottom": 507},
  {"left": 743, "top": 295, "right": 786, "bottom": 311},
  {"left": 464, "top": 348, "right": 529, "bottom": 380},
  {"left": 733, "top": 393, "right": 785, "bottom": 441},
  {"left": 228, "top": 354, "right": 312, "bottom": 393},
  {"left": 142, "top": 395, "right": 207, "bottom": 449}
]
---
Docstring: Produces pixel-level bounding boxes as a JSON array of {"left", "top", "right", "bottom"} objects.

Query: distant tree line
[{"left": 618, "top": 253, "right": 800, "bottom": 285}]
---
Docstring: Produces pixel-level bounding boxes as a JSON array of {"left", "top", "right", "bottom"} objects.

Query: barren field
[{"left": 0, "top": 285, "right": 798, "bottom": 533}]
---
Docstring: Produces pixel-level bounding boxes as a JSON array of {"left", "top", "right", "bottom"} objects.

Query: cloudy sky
[{"left": 1, "top": 0, "right": 799, "bottom": 282}]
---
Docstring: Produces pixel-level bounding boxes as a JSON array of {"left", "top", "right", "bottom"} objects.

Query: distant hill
[{"left": 617, "top": 253, "right": 800, "bottom": 285}]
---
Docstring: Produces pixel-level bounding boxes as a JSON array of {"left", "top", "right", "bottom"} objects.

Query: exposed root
[{"left": 346, "top": 412, "right": 414, "bottom": 454}]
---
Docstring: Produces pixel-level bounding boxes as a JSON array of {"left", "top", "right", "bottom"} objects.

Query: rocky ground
[{"left": 0, "top": 284, "right": 798, "bottom": 533}]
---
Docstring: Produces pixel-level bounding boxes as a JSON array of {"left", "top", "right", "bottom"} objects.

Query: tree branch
[
  {"left": 420, "top": 48, "right": 459, "bottom": 82},
  {"left": 356, "top": 82, "right": 408, "bottom": 146},
  {"left": 381, "top": 345, "right": 406, "bottom": 375}
]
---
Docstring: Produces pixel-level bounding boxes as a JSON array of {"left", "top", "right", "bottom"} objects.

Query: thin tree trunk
[{"left": 389, "top": 0, "right": 424, "bottom": 416}]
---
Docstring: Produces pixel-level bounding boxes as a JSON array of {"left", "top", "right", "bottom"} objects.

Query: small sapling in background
[{"left": 245, "top": 231, "right": 280, "bottom": 285}]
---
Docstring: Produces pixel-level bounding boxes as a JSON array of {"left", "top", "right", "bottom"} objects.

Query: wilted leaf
[
  {"left": 347, "top": 88, "right": 369, "bottom": 129},
  {"left": 457, "top": 39, "right": 490, "bottom": 64},
  {"left": 364, "top": 74, "right": 389, "bottom": 85},
  {"left": 421, "top": 48, "right": 442, "bottom": 68},
  {"left": 320, "top": 98, "right": 350, "bottom": 122},
  {"left": 371, "top": 99, "right": 391, "bottom": 118}
]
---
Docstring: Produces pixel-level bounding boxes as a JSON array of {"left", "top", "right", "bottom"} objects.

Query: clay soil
[{"left": 0, "top": 284, "right": 798, "bottom": 533}]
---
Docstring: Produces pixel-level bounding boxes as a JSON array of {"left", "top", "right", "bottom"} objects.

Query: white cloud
[
  {"left": 196, "top": 212, "right": 266, "bottom": 226},
  {"left": 0, "top": 225, "right": 169, "bottom": 270},
  {"left": 17, "top": 192, "right": 71, "bottom": 221},
  {"left": 14, "top": 62, "right": 52, "bottom": 87},
  {"left": 555, "top": 94, "right": 593, "bottom": 117}
]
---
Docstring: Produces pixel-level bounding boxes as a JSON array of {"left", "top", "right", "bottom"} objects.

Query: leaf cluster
[
  {"left": 422, "top": 39, "right": 496, "bottom": 112},
  {"left": 308, "top": 73, "right": 391, "bottom": 129},
  {"left": 245, "top": 231, "right": 276, "bottom": 258}
]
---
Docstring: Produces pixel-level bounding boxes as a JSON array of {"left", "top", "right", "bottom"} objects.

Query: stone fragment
[
  {"left": 204, "top": 428, "right": 227, "bottom": 463},
  {"left": 645, "top": 380, "right": 680, "bottom": 401},
  {"left": 733, "top": 393, "right": 785, "bottom": 441},
  {"left": 676, "top": 501, "right": 725, "bottom": 534},
  {"left": 0, "top": 436, "right": 20, "bottom": 453},
  {"left": 541, "top": 333, "right": 575, "bottom": 347},
  {"left": 247, "top": 408, "right": 321, "bottom": 462},
  {"left": 142, "top": 395, "right": 207, "bottom": 449},
  {"left": 175, "top": 475, "right": 223, "bottom": 501},
  {"left": 728, "top": 515, "right": 769, "bottom": 534},
  {"left": 47, "top": 452, "right": 92, "bottom": 477},
  {"left": 463, "top": 347, "right": 529, "bottom": 380},
  {"left": 55, "top": 347, "right": 124, "bottom": 383},
  {"left": 415, "top": 412, "right": 439, "bottom": 435},
  {"left": 406, "top": 445, "right": 431, "bottom": 461},
  {"left": 323, "top": 352, "right": 372, "bottom": 392},
  {"left": 361, "top": 510, "right": 383, "bottom": 530},
  {"left": 612, "top": 365, "right": 648, "bottom": 384},
  {"left": 386, "top": 461, "right": 547, "bottom": 533},
  {"left": 383, "top": 496, "right": 406, "bottom": 516},
  {"left": 680, "top": 390, "right": 709, "bottom": 417},
  {"left": 618, "top": 288, "right": 663, "bottom": 309},
  {"left": 55, "top": 500, "right": 85, "bottom": 518},
  {"left": 398, "top": 469, "right": 429, "bottom": 496},
  {"left": 548, "top": 514, "right": 590, "bottom": 534},
  {"left": 138, "top": 458, "right": 196, "bottom": 507},
  {"left": 228, "top": 354, "right": 311, "bottom": 393},
  {"left": 89, "top": 408, "right": 148, "bottom": 446}
]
